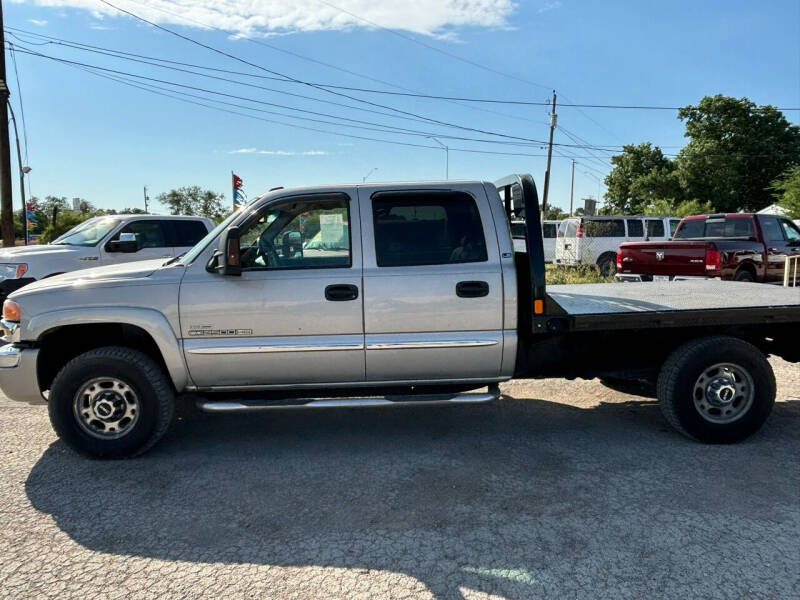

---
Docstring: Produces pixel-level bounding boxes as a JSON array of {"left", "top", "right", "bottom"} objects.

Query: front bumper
[
  {"left": 0, "top": 344, "right": 44, "bottom": 405},
  {"left": 0, "top": 277, "right": 36, "bottom": 301}
]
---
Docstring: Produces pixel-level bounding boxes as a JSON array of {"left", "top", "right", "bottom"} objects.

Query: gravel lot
[{"left": 1, "top": 358, "right": 798, "bottom": 599}]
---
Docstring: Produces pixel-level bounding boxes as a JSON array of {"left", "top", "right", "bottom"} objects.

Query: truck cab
[{"left": 0, "top": 215, "right": 213, "bottom": 300}]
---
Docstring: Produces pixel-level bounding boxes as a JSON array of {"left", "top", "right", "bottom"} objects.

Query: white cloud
[
  {"left": 28, "top": 18, "right": 48, "bottom": 26},
  {"left": 18, "top": 0, "right": 515, "bottom": 37},
  {"left": 229, "top": 148, "right": 329, "bottom": 156},
  {"left": 537, "top": 1, "right": 562, "bottom": 14}
]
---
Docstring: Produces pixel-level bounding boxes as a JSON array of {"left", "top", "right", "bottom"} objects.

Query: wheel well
[
  {"left": 36, "top": 323, "right": 169, "bottom": 392},
  {"left": 735, "top": 263, "right": 757, "bottom": 277},
  {"left": 596, "top": 252, "right": 616, "bottom": 266}
]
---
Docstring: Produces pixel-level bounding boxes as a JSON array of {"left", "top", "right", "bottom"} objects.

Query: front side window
[
  {"left": 238, "top": 196, "right": 351, "bottom": 270},
  {"left": 584, "top": 219, "right": 625, "bottom": 238},
  {"left": 758, "top": 216, "right": 784, "bottom": 242},
  {"left": 626, "top": 219, "right": 644, "bottom": 238},
  {"left": 110, "top": 220, "right": 169, "bottom": 249},
  {"left": 780, "top": 218, "right": 800, "bottom": 242},
  {"left": 53, "top": 217, "right": 121, "bottom": 247},
  {"left": 372, "top": 192, "right": 487, "bottom": 267}
]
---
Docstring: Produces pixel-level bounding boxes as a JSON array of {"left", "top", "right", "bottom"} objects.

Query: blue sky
[{"left": 5, "top": 0, "right": 800, "bottom": 213}]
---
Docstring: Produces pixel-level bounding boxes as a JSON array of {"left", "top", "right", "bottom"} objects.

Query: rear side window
[
  {"left": 372, "top": 193, "right": 487, "bottom": 267},
  {"left": 675, "top": 217, "right": 755, "bottom": 239},
  {"left": 542, "top": 223, "right": 557, "bottom": 238},
  {"left": 584, "top": 219, "right": 625, "bottom": 238},
  {"left": 111, "top": 220, "right": 169, "bottom": 249},
  {"left": 171, "top": 220, "right": 209, "bottom": 247},
  {"left": 645, "top": 219, "right": 665, "bottom": 238},
  {"left": 510, "top": 222, "right": 526, "bottom": 238},
  {"left": 626, "top": 219, "right": 644, "bottom": 238},
  {"left": 674, "top": 219, "right": 705, "bottom": 239}
]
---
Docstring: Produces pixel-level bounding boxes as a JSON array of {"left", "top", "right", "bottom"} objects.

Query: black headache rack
[{"left": 494, "top": 174, "right": 554, "bottom": 334}]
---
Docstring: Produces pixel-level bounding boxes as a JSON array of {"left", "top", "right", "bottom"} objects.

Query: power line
[
  {"left": 11, "top": 45, "right": 559, "bottom": 148},
  {"left": 315, "top": 0, "right": 553, "bottom": 92},
  {"left": 7, "top": 43, "right": 28, "bottom": 164},
  {"left": 10, "top": 26, "right": 799, "bottom": 116},
  {"left": 97, "top": 0, "right": 555, "bottom": 142}
]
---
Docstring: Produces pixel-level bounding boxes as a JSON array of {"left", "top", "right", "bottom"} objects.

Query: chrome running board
[{"left": 196, "top": 385, "right": 500, "bottom": 413}]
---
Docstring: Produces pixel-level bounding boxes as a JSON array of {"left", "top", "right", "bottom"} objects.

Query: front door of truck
[
  {"left": 179, "top": 192, "right": 364, "bottom": 388},
  {"left": 358, "top": 185, "right": 504, "bottom": 383},
  {"left": 758, "top": 215, "right": 800, "bottom": 281}
]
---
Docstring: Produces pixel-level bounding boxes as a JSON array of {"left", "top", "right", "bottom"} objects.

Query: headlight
[{"left": 0, "top": 264, "right": 27, "bottom": 280}]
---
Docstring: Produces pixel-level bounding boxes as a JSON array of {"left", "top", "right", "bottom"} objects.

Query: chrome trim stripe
[
  {"left": 366, "top": 339, "right": 498, "bottom": 350},
  {"left": 186, "top": 342, "right": 364, "bottom": 355}
]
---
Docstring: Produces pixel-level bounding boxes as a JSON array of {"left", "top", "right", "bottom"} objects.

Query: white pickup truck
[
  {"left": 0, "top": 214, "right": 213, "bottom": 300},
  {"left": 0, "top": 174, "right": 797, "bottom": 458}
]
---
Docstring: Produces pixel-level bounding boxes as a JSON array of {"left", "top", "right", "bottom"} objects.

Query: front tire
[
  {"left": 48, "top": 347, "right": 175, "bottom": 458},
  {"left": 657, "top": 336, "right": 775, "bottom": 443}
]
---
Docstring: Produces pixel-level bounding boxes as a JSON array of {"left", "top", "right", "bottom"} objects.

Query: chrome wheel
[
  {"left": 73, "top": 377, "right": 140, "bottom": 439},
  {"left": 692, "top": 363, "right": 754, "bottom": 424}
]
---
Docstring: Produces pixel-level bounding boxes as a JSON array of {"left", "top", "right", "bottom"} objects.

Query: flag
[{"left": 232, "top": 172, "right": 246, "bottom": 209}]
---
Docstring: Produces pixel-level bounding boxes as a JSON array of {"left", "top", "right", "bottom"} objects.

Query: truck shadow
[{"left": 25, "top": 394, "right": 800, "bottom": 599}]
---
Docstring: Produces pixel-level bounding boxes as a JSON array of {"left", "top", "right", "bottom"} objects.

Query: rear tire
[
  {"left": 48, "top": 346, "right": 175, "bottom": 458},
  {"left": 657, "top": 336, "right": 775, "bottom": 443},
  {"left": 734, "top": 268, "right": 755, "bottom": 282},
  {"left": 597, "top": 253, "right": 617, "bottom": 278}
]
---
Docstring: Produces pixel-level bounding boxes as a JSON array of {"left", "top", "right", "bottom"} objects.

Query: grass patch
[{"left": 545, "top": 264, "right": 614, "bottom": 284}]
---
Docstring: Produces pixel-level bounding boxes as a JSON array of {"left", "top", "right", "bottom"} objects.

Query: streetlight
[
  {"left": 427, "top": 136, "right": 449, "bottom": 179},
  {"left": 362, "top": 167, "right": 378, "bottom": 182},
  {"left": 8, "top": 102, "right": 30, "bottom": 244}
]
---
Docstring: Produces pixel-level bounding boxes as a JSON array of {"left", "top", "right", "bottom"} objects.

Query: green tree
[
  {"left": 644, "top": 198, "right": 714, "bottom": 218},
  {"left": 676, "top": 95, "right": 800, "bottom": 212},
  {"left": 543, "top": 206, "right": 569, "bottom": 220},
  {"left": 771, "top": 167, "right": 800, "bottom": 219},
  {"left": 158, "top": 186, "right": 226, "bottom": 219},
  {"left": 604, "top": 143, "right": 681, "bottom": 214}
]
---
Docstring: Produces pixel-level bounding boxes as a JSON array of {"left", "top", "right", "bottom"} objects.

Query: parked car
[
  {"left": 616, "top": 213, "right": 800, "bottom": 283},
  {"left": 511, "top": 219, "right": 560, "bottom": 262},
  {"left": 0, "top": 215, "right": 214, "bottom": 301},
  {"left": 555, "top": 215, "right": 680, "bottom": 276}
]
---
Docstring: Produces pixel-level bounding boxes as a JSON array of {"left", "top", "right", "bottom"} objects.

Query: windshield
[
  {"left": 178, "top": 210, "right": 243, "bottom": 266},
  {"left": 53, "top": 217, "right": 121, "bottom": 246}
]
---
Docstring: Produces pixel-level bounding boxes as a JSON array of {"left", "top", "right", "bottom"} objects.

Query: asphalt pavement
[{"left": 1, "top": 358, "right": 798, "bottom": 599}]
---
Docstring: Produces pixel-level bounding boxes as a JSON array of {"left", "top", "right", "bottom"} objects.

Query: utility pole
[
  {"left": 569, "top": 160, "right": 575, "bottom": 216},
  {"left": 143, "top": 186, "right": 150, "bottom": 213},
  {"left": 8, "top": 103, "right": 29, "bottom": 244},
  {"left": 0, "top": 1, "right": 15, "bottom": 247},
  {"left": 541, "top": 90, "right": 557, "bottom": 217}
]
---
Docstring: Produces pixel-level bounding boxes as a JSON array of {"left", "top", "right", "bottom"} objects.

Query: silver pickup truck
[{"left": 0, "top": 174, "right": 798, "bottom": 458}]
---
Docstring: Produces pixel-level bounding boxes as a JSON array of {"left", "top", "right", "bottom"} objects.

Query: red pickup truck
[{"left": 616, "top": 213, "right": 800, "bottom": 283}]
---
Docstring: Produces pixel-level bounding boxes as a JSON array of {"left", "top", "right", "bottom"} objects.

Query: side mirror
[
  {"left": 107, "top": 232, "right": 138, "bottom": 253},
  {"left": 215, "top": 226, "right": 242, "bottom": 276}
]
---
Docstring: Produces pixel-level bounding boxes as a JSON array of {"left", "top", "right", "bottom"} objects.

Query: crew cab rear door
[{"left": 358, "top": 184, "right": 504, "bottom": 382}]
